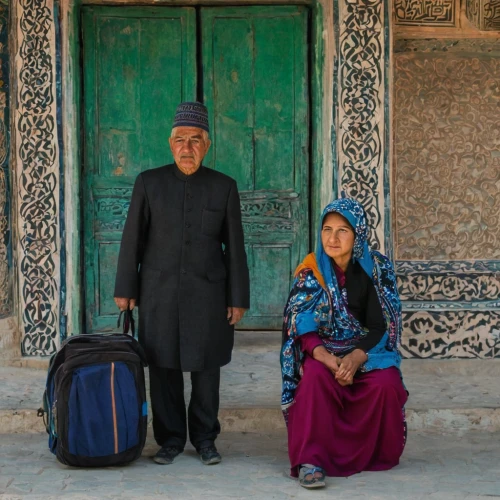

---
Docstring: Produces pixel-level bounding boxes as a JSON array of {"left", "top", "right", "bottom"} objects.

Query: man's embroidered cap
[{"left": 173, "top": 102, "right": 209, "bottom": 132}]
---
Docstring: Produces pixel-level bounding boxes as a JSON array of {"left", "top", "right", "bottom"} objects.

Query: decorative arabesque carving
[
  {"left": 484, "top": 0, "right": 500, "bottom": 29},
  {"left": 394, "top": 52, "right": 500, "bottom": 261},
  {"left": 466, "top": 0, "right": 482, "bottom": 27},
  {"left": 94, "top": 189, "right": 300, "bottom": 234},
  {"left": 337, "top": 0, "right": 386, "bottom": 250},
  {"left": 17, "top": 0, "right": 60, "bottom": 355},
  {"left": 240, "top": 199, "right": 292, "bottom": 219},
  {"left": 239, "top": 191, "right": 298, "bottom": 234},
  {"left": 0, "top": 4, "right": 10, "bottom": 317},
  {"left": 401, "top": 311, "right": 500, "bottom": 358},
  {"left": 96, "top": 198, "right": 130, "bottom": 218},
  {"left": 396, "top": 261, "right": 500, "bottom": 303},
  {"left": 398, "top": 274, "right": 500, "bottom": 302},
  {"left": 466, "top": 0, "right": 500, "bottom": 31},
  {"left": 395, "top": 0, "right": 456, "bottom": 26}
]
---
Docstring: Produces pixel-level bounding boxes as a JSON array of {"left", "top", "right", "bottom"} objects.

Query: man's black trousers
[{"left": 148, "top": 365, "right": 221, "bottom": 451}]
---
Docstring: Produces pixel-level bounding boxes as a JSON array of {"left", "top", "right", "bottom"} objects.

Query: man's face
[{"left": 169, "top": 126, "right": 211, "bottom": 175}]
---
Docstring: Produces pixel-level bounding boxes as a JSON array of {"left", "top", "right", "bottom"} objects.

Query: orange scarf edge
[{"left": 294, "top": 253, "right": 327, "bottom": 291}]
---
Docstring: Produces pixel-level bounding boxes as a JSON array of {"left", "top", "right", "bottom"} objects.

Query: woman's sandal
[{"left": 298, "top": 464, "right": 326, "bottom": 489}]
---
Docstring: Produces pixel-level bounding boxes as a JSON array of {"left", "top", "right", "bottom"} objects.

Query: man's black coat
[{"left": 114, "top": 164, "right": 250, "bottom": 371}]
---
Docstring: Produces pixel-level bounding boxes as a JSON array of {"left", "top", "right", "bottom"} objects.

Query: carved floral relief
[
  {"left": 402, "top": 310, "right": 500, "bottom": 358},
  {"left": 394, "top": 53, "right": 500, "bottom": 261},
  {"left": 16, "top": 0, "right": 60, "bottom": 355}
]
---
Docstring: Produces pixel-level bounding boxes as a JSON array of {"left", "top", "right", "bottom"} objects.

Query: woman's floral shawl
[{"left": 280, "top": 198, "right": 402, "bottom": 410}]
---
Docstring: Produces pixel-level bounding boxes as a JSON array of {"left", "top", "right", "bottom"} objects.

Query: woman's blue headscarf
[
  {"left": 280, "top": 197, "right": 402, "bottom": 410},
  {"left": 316, "top": 197, "right": 375, "bottom": 294}
]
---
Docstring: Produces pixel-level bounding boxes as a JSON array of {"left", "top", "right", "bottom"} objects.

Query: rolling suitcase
[{"left": 39, "top": 310, "right": 148, "bottom": 467}]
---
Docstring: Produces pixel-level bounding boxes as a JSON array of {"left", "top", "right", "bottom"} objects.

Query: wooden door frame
[{"left": 60, "top": 0, "right": 334, "bottom": 335}]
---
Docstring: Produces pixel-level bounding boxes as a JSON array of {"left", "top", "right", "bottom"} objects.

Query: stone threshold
[
  {"left": 3, "top": 407, "right": 500, "bottom": 436},
  {"left": 2, "top": 332, "right": 500, "bottom": 435}
]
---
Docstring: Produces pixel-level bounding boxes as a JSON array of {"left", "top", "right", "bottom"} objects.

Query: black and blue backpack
[{"left": 39, "top": 310, "right": 148, "bottom": 467}]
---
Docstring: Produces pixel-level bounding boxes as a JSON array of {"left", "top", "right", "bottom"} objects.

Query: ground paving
[
  {"left": 1, "top": 332, "right": 500, "bottom": 498},
  {"left": 0, "top": 431, "right": 499, "bottom": 499}
]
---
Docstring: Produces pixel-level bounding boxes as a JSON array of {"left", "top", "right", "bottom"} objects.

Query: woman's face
[{"left": 321, "top": 212, "right": 355, "bottom": 263}]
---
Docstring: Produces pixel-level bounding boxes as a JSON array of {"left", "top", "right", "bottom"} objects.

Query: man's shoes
[
  {"left": 153, "top": 445, "right": 183, "bottom": 465},
  {"left": 198, "top": 445, "right": 222, "bottom": 465}
]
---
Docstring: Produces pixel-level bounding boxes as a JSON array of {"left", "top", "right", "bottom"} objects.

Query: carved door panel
[
  {"left": 82, "top": 6, "right": 197, "bottom": 332},
  {"left": 202, "top": 6, "right": 309, "bottom": 329}
]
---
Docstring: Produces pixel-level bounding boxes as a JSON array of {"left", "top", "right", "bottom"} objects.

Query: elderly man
[{"left": 114, "top": 102, "right": 250, "bottom": 466}]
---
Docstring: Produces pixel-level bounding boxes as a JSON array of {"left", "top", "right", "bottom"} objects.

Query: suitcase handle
[{"left": 117, "top": 308, "right": 135, "bottom": 336}]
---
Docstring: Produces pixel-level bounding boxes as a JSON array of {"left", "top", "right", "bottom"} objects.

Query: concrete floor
[
  {"left": 1, "top": 431, "right": 499, "bottom": 499},
  {"left": 2, "top": 332, "right": 500, "bottom": 499}
]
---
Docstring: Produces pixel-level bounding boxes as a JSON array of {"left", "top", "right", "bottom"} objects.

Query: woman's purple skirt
[{"left": 287, "top": 356, "right": 408, "bottom": 478}]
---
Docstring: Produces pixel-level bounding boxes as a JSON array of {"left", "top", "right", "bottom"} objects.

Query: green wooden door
[
  {"left": 82, "top": 5, "right": 309, "bottom": 332},
  {"left": 202, "top": 6, "right": 309, "bottom": 329},
  {"left": 82, "top": 6, "right": 196, "bottom": 332}
]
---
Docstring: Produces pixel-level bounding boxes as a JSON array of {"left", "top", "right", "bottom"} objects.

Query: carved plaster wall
[
  {"left": 15, "top": 0, "right": 60, "bottom": 355},
  {"left": 395, "top": 40, "right": 500, "bottom": 261},
  {"left": 394, "top": 39, "right": 500, "bottom": 358}
]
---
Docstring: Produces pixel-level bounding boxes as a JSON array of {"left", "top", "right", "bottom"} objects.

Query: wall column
[
  {"left": 14, "top": 0, "right": 61, "bottom": 355},
  {"left": 333, "top": 0, "right": 392, "bottom": 255}
]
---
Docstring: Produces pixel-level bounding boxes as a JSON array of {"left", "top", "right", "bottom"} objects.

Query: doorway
[{"left": 82, "top": 5, "right": 310, "bottom": 332}]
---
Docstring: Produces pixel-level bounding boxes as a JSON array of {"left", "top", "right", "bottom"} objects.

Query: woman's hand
[
  {"left": 312, "top": 346, "right": 341, "bottom": 374},
  {"left": 335, "top": 349, "right": 368, "bottom": 386}
]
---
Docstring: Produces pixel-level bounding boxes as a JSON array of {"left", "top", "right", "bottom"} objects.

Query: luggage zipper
[{"left": 110, "top": 362, "right": 118, "bottom": 454}]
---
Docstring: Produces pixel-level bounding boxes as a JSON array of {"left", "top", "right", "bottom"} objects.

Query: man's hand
[
  {"left": 227, "top": 307, "right": 247, "bottom": 326},
  {"left": 114, "top": 297, "right": 136, "bottom": 311},
  {"left": 335, "top": 349, "right": 367, "bottom": 386},
  {"left": 312, "top": 345, "right": 341, "bottom": 374}
]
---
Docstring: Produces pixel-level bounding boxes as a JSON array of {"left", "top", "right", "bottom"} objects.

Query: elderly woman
[{"left": 281, "top": 198, "right": 408, "bottom": 489}]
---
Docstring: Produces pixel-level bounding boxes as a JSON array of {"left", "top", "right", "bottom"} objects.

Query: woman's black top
[{"left": 338, "top": 260, "right": 386, "bottom": 353}]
